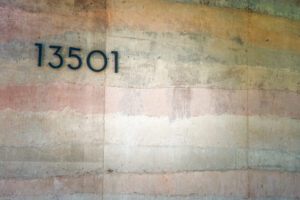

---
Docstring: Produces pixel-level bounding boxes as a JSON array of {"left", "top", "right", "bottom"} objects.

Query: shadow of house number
[{"left": 35, "top": 43, "right": 119, "bottom": 73}]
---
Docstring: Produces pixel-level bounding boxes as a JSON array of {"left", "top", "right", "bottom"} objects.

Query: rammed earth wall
[{"left": 0, "top": 0, "right": 299, "bottom": 199}]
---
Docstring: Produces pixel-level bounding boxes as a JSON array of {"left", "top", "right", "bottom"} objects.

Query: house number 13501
[{"left": 35, "top": 43, "right": 119, "bottom": 73}]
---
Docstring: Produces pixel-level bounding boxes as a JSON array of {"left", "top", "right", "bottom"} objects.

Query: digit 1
[
  {"left": 35, "top": 43, "right": 43, "bottom": 67},
  {"left": 111, "top": 51, "right": 119, "bottom": 73}
]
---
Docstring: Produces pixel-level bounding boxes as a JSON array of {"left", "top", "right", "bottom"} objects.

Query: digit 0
[{"left": 86, "top": 50, "right": 107, "bottom": 72}]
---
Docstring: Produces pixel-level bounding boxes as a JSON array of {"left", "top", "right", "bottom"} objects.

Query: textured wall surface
[{"left": 0, "top": 0, "right": 299, "bottom": 199}]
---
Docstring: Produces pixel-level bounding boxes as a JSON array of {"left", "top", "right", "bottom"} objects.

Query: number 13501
[{"left": 35, "top": 43, "right": 119, "bottom": 73}]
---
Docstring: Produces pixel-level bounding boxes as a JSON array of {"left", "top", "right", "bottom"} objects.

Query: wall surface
[{"left": 0, "top": 0, "right": 299, "bottom": 199}]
